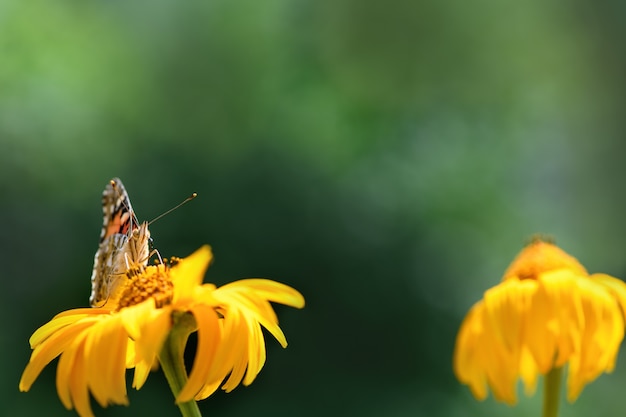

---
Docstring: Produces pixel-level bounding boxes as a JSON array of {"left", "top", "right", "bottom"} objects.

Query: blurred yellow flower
[
  {"left": 453, "top": 239, "right": 626, "bottom": 405},
  {"left": 20, "top": 246, "right": 305, "bottom": 417}
]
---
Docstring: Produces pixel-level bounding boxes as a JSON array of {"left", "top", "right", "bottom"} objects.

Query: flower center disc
[{"left": 117, "top": 265, "right": 174, "bottom": 310}]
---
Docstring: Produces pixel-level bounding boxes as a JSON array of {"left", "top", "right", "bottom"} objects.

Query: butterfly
[{"left": 90, "top": 178, "right": 152, "bottom": 308}]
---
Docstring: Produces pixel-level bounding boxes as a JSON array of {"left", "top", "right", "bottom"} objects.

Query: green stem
[
  {"left": 159, "top": 312, "right": 202, "bottom": 417},
  {"left": 542, "top": 366, "right": 563, "bottom": 417}
]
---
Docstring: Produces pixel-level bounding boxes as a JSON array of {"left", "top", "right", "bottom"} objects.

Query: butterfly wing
[
  {"left": 100, "top": 177, "right": 140, "bottom": 241},
  {"left": 90, "top": 234, "right": 127, "bottom": 307},
  {"left": 90, "top": 178, "right": 149, "bottom": 308}
]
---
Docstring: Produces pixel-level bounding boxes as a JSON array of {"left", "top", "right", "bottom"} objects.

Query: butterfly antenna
[{"left": 148, "top": 193, "right": 197, "bottom": 225}]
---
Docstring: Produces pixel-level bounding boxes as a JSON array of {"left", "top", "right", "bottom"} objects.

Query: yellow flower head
[
  {"left": 453, "top": 239, "right": 626, "bottom": 405},
  {"left": 19, "top": 246, "right": 305, "bottom": 417}
]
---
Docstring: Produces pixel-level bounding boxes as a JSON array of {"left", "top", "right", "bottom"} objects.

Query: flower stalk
[
  {"left": 542, "top": 366, "right": 562, "bottom": 417},
  {"left": 160, "top": 312, "right": 202, "bottom": 417}
]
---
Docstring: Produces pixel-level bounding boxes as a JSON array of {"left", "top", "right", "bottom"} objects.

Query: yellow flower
[
  {"left": 453, "top": 239, "right": 626, "bottom": 405},
  {"left": 19, "top": 246, "right": 305, "bottom": 417}
]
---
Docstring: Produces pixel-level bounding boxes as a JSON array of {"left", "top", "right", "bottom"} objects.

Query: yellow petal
[
  {"left": 202, "top": 306, "right": 250, "bottom": 395},
  {"left": 120, "top": 299, "right": 153, "bottom": 341},
  {"left": 177, "top": 304, "right": 221, "bottom": 402},
  {"left": 518, "top": 347, "right": 539, "bottom": 396},
  {"left": 219, "top": 279, "right": 305, "bottom": 309},
  {"left": 56, "top": 332, "right": 93, "bottom": 417},
  {"left": 222, "top": 340, "right": 249, "bottom": 393},
  {"left": 242, "top": 320, "right": 266, "bottom": 386},
  {"left": 590, "top": 273, "right": 626, "bottom": 318},
  {"left": 453, "top": 302, "right": 489, "bottom": 401},
  {"left": 84, "top": 316, "right": 129, "bottom": 407},
  {"left": 132, "top": 360, "right": 152, "bottom": 390},
  {"left": 484, "top": 280, "right": 526, "bottom": 350},
  {"left": 482, "top": 279, "right": 536, "bottom": 404},
  {"left": 220, "top": 304, "right": 269, "bottom": 392},
  {"left": 194, "top": 379, "right": 222, "bottom": 401},
  {"left": 525, "top": 270, "right": 582, "bottom": 373},
  {"left": 171, "top": 245, "right": 213, "bottom": 303},
  {"left": 68, "top": 347, "right": 93, "bottom": 417},
  {"left": 122, "top": 301, "right": 171, "bottom": 368},
  {"left": 198, "top": 310, "right": 244, "bottom": 398},
  {"left": 567, "top": 280, "right": 623, "bottom": 401},
  {"left": 29, "top": 309, "right": 107, "bottom": 347},
  {"left": 53, "top": 308, "right": 111, "bottom": 319},
  {"left": 125, "top": 339, "right": 137, "bottom": 368},
  {"left": 213, "top": 286, "right": 289, "bottom": 347},
  {"left": 20, "top": 318, "right": 98, "bottom": 392}
]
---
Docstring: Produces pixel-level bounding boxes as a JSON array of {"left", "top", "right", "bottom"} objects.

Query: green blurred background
[{"left": 4, "top": 0, "right": 626, "bottom": 416}]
